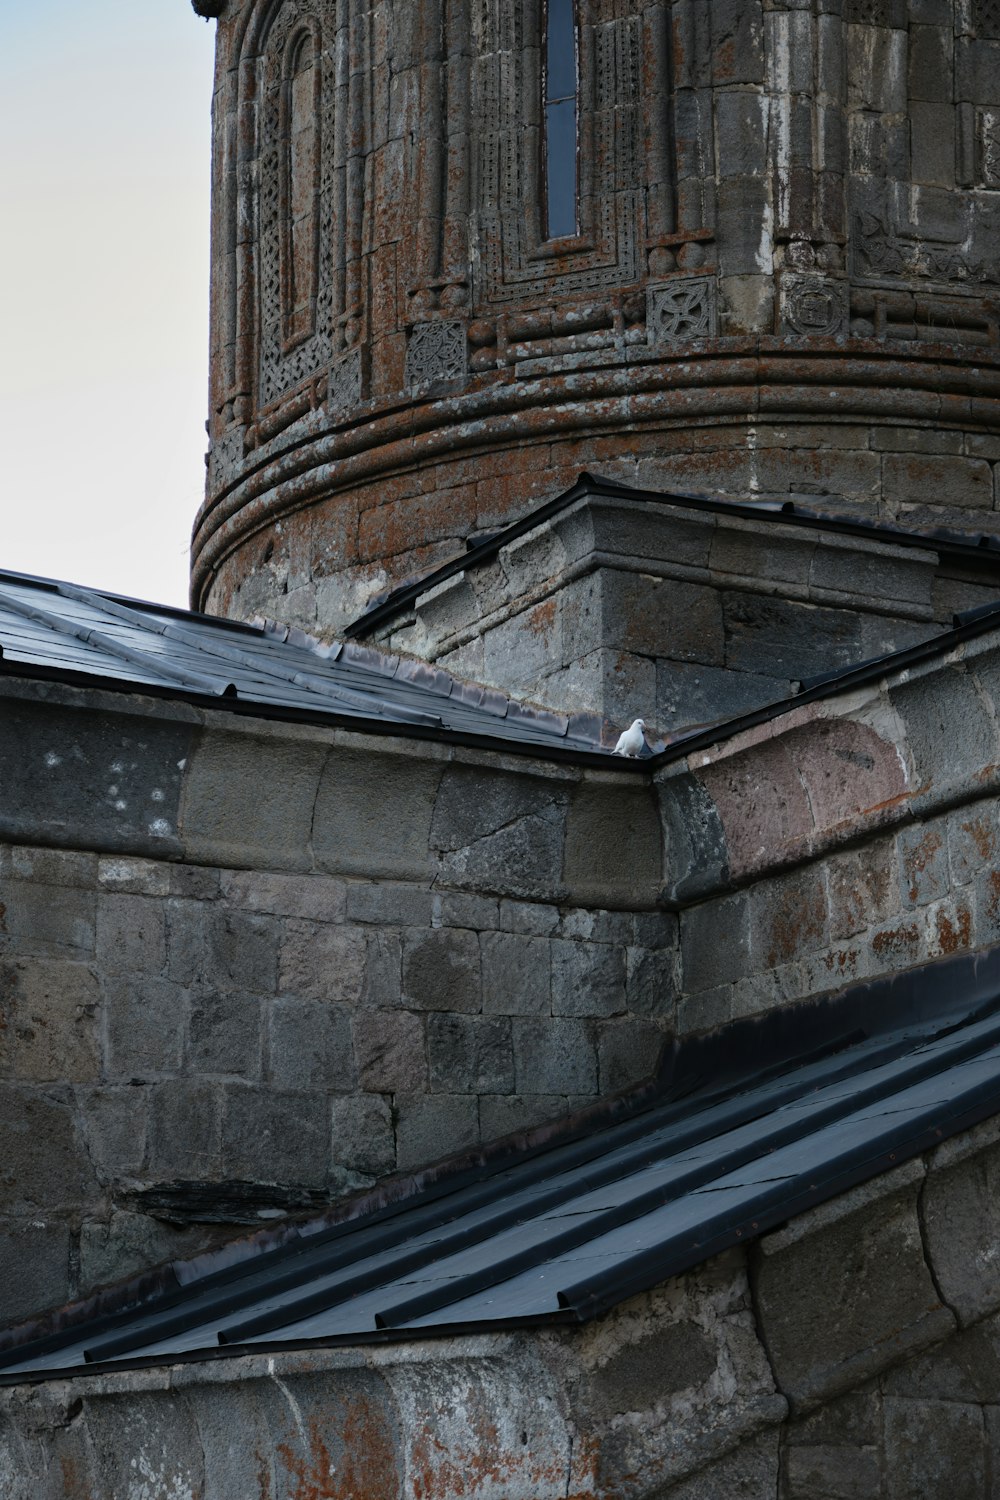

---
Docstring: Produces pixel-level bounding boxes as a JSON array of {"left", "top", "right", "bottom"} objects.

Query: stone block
[
  {"left": 0, "top": 1084, "right": 98, "bottom": 1215},
  {"left": 924, "top": 1137, "right": 1000, "bottom": 1324},
  {"left": 148, "top": 1080, "right": 221, "bottom": 1179},
  {"left": 97, "top": 856, "right": 171, "bottom": 896},
  {"left": 180, "top": 724, "right": 327, "bottom": 870},
  {"left": 427, "top": 1014, "right": 513, "bottom": 1095},
  {"left": 626, "top": 945, "right": 676, "bottom": 1020},
  {"left": 0, "top": 958, "right": 100, "bottom": 1084},
  {"left": 677, "top": 983, "right": 733, "bottom": 1037},
  {"left": 598, "top": 1020, "right": 666, "bottom": 1093},
  {"left": 9, "top": 845, "right": 97, "bottom": 888},
  {"left": 96, "top": 893, "right": 166, "bottom": 975},
  {"left": 883, "top": 1398, "right": 986, "bottom": 1500},
  {"left": 657, "top": 660, "right": 792, "bottom": 733},
  {"left": 197, "top": 910, "right": 281, "bottom": 994},
  {"left": 362, "top": 930, "right": 402, "bottom": 1007},
  {"left": 551, "top": 940, "right": 626, "bottom": 1018},
  {"left": 948, "top": 805, "right": 999, "bottom": 888},
  {"left": 394, "top": 1093, "right": 479, "bottom": 1171},
  {"left": 827, "top": 841, "right": 898, "bottom": 939},
  {"left": 220, "top": 870, "right": 346, "bottom": 921},
  {"left": 479, "top": 1093, "right": 568, "bottom": 1139},
  {"left": 431, "top": 765, "right": 565, "bottom": 852},
  {"left": 891, "top": 667, "right": 997, "bottom": 795},
  {"left": 77, "top": 1085, "right": 149, "bottom": 1177},
  {"left": 0, "top": 1222, "right": 71, "bottom": 1324},
  {"left": 513, "top": 1017, "right": 598, "bottom": 1095},
  {"left": 353, "top": 1010, "right": 427, "bottom": 1093},
  {"left": 499, "top": 900, "right": 560, "bottom": 937},
  {"left": 680, "top": 892, "right": 750, "bottom": 993},
  {"left": 269, "top": 996, "right": 355, "bottom": 1092},
  {"left": 278, "top": 920, "right": 366, "bottom": 1004},
  {"left": 438, "top": 800, "right": 568, "bottom": 900},
  {"left": 910, "top": 101, "right": 957, "bottom": 186},
  {"left": 722, "top": 593, "right": 863, "bottom": 680},
  {"left": 105, "top": 975, "right": 186, "bottom": 1077},
  {"left": 346, "top": 881, "right": 434, "bottom": 927},
  {"left": 188, "top": 990, "right": 262, "bottom": 1079},
  {"left": 481, "top": 932, "right": 551, "bottom": 1016},
  {"left": 0, "top": 696, "right": 190, "bottom": 857},
  {"left": 748, "top": 866, "right": 829, "bottom": 972},
  {"left": 402, "top": 928, "right": 481, "bottom": 1013},
  {"left": 715, "top": 90, "right": 769, "bottom": 176},
  {"left": 601, "top": 571, "right": 725, "bottom": 666},
  {"left": 753, "top": 1183, "right": 955, "bottom": 1406},
  {"left": 658, "top": 774, "right": 731, "bottom": 904},
  {"left": 781, "top": 1443, "right": 881, "bottom": 1500},
  {"left": 434, "top": 892, "right": 500, "bottom": 931},
  {"left": 313, "top": 743, "right": 443, "bottom": 880},
  {"left": 220, "top": 1087, "right": 328, "bottom": 1187},
  {"left": 563, "top": 782, "right": 661, "bottom": 907},
  {"left": 651, "top": 1433, "right": 779, "bottom": 1500},
  {"left": 809, "top": 534, "right": 935, "bottom": 610},
  {"left": 0, "top": 880, "right": 95, "bottom": 959},
  {"left": 80, "top": 1210, "right": 219, "bottom": 1297},
  {"left": 330, "top": 1094, "right": 396, "bottom": 1177},
  {"left": 882, "top": 453, "right": 994, "bottom": 510}
]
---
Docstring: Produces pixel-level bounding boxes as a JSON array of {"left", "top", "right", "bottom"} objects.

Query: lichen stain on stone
[
  {"left": 902, "top": 828, "right": 944, "bottom": 903},
  {"left": 961, "top": 817, "right": 996, "bottom": 862},
  {"left": 274, "top": 1399, "right": 399, "bottom": 1500},
  {"left": 872, "top": 922, "right": 921, "bottom": 958},
  {"left": 934, "top": 905, "right": 971, "bottom": 955}
]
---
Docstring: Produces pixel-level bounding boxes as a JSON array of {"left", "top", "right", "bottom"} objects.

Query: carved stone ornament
[
  {"left": 781, "top": 276, "right": 849, "bottom": 338},
  {"left": 973, "top": 0, "right": 1000, "bottom": 39},
  {"left": 846, "top": 0, "right": 890, "bottom": 23},
  {"left": 405, "top": 321, "right": 467, "bottom": 391},
  {"left": 980, "top": 110, "right": 1000, "bottom": 188},
  {"left": 327, "top": 348, "right": 363, "bottom": 417},
  {"left": 647, "top": 278, "right": 718, "bottom": 345}
]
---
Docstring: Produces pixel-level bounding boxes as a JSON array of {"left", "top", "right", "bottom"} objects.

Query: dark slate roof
[
  {"left": 0, "top": 569, "right": 605, "bottom": 758},
  {"left": 344, "top": 471, "right": 1000, "bottom": 640},
  {"left": 5, "top": 945, "right": 1000, "bottom": 1382}
]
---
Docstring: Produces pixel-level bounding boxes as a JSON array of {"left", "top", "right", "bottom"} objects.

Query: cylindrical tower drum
[{"left": 191, "top": 0, "right": 1000, "bottom": 634}]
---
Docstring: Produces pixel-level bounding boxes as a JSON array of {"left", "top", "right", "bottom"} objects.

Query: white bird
[{"left": 613, "top": 718, "right": 646, "bottom": 757}]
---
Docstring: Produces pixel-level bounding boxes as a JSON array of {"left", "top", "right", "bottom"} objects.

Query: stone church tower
[{"left": 191, "top": 0, "right": 1000, "bottom": 638}]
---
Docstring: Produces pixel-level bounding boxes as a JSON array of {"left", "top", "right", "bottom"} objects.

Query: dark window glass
[{"left": 544, "top": 0, "right": 578, "bottom": 239}]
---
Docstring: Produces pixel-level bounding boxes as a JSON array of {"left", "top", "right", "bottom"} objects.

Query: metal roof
[
  {"left": 5, "top": 945, "right": 1000, "bottom": 1382},
  {"left": 0, "top": 569, "right": 605, "bottom": 757}
]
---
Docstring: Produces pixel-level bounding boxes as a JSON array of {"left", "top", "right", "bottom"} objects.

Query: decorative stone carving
[
  {"left": 846, "top": 0, "right": 891, "bottom": 23},
  {"left": 980, "top": 110, "right": 1000, "bottom": 188},
  {"left": 781, "top": 276, "right": 849, "bottom": 338},
  {"left": 855, "top": 212, "right": 1000, "bottom": 289},
  {"left": 327, "top": 349, "right": 363, "bottom": 417},
  {"left": 647, "top": 278, "right": 718, "bottom": 344},
  {"left": 475, "top": 2, "right": 643, "bottom": 304},
  {"left": 973, "top": 0, "right": 1000, "bottom": 39},
  {"left": 405, "top": 322, "right": 467, "bottom": 390},
  {"left": 256, "top": 0, "right": 339, "bottom": 413}
]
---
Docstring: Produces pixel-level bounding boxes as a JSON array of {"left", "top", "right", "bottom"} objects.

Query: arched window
[
  {"left": 543, "top": 0, "right": 578, "bottom": 239},
  {"left": 280, "top": 25, "right": 321, "bottom": 349}
]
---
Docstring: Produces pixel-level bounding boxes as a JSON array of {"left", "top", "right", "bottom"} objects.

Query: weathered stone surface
[
  {"left": 278, "top": 921, "right": 366, "bottom": 1004},
  {"left": 781, "top": 1442, "right": 881, "bottom": 1500},
  {"left": 480, "top": 932, "right": 551, "bottom": 1016},
  {"left": 924, "top": 1135, "right": 1000, "bottom": 1325},
  {"left": 268, "top": 996, "right": 355, "bottom": 1092},
  {"left": 330, "top": 1093, "right": 395, "bottom": 1177},
  {"left": 427, "top": 1014, "right": 514, "bottom": 1095},
  {"left": 352, "top": 1010, "right": 427, "bottom": 1093},
  {"left": 0, "top": 1084, "right": 97, "bottom": 1215},
  {"left": 313, "top": 744, "right": 443, "bottom": 879},
  {"left": 563, "top": 781, "right": 661, "bottom": 906},
  {"left": 394, "top": 1093, "right": 479, "bottom": 1170},
  {"left": 104, "top": 975, "right": 186, "bottom": 1077},
  {"left": 513, "top": 1017, "right": 597, "bottom": 1095},
  {"left": 550, "top": 939, "right": 626, "bottom": 1018},
  {"left": 401, "top": 928, "right": 481, "bottom": 1013},
  {"left": 883, "top": 1397, "right": 987, "bottom": 1500},
  {"left": 753, "top": 1183, "right": 955, "bottom": 1407},
  {"left": 220, "top": 1088, "right": 329, "bottom": 1186},
  {"left": 0, "top": 1223, "right": 71, "bottom": 1324},
  {"left": 0, "top": 958, "right": 99, "bottom": 1084}
]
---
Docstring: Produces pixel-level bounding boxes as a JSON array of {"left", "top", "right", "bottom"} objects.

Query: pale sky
[{"left": 0, "top": 3, "right": 217, "bottom": 609}]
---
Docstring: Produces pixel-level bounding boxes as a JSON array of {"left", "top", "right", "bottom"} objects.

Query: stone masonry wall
[
  {"left": 10, "top": 1112, "right": 1000, "bottom": 1497},
  {"left": 373, "top": 488, "right": 1000, "bottom": 733},
  {"left": 0, "top": 676, "right": 671, "bottom": 1326},
  {"left": 661, "top": 624, "right": 1000, "bottom": 1042}
]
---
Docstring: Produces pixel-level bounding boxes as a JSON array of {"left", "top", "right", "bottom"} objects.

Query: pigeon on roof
[{"left": 613, "top": 718, "right": 646, "bottom": 757}]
